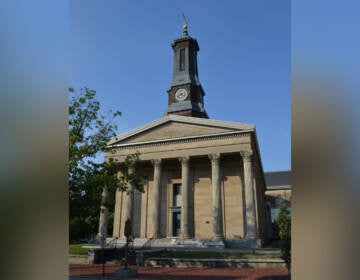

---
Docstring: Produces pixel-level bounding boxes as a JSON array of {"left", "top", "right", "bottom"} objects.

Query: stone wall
[{"left": 112, "top": 154, "right": 265, "bottom": 240}]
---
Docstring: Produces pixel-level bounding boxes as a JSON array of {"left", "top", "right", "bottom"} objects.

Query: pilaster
[
  {"left": 240, "top": 150, "right": 258, "bottom": 238},
  {"left": 151, "top": 159, "right": 162, "bottom": 238},
  {"left": 209, "top": 153, "right": 224, "bottom": 239},
  {"left": 179, "top": 156, "right": 191, "bottom": 238}
]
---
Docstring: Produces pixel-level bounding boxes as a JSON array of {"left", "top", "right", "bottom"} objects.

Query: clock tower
[{"left": 165, "top": 24, "right": 208, "bottom": 118}]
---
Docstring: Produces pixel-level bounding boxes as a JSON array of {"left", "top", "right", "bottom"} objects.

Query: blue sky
[{"left": 70, "top": 0, "right": 290, "bottom": 172}]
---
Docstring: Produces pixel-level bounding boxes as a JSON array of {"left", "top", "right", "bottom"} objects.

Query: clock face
[{"left": 175, "top": 88, "right": 188, "bottom": 101}]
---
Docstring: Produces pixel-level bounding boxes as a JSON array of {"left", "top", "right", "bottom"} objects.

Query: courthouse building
[{"left": 105, "top": 26, "right": 270, "bottom": 247}]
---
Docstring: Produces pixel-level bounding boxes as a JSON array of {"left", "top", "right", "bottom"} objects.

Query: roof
[
  {"left": 264, "top": 171, "right": 291, "bottom": 189},
  {"left": 108, "top": 114, "right": 255, "bottom": 147}
]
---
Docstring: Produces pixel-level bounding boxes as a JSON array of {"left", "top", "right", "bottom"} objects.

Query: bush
[
  {"left": 276, "top": 203, "right": 291, "bottom": 271},
  {"left": 69, "top": 216, "right": 92, "bottom": 242}
]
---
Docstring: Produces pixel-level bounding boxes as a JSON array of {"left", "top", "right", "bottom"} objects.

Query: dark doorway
[{"left": 172, "top": 209, "right": 181, "bottom": 236}]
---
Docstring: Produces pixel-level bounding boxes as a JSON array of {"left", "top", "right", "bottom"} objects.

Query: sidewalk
[{"left": 69, "top": 264, "right": 290, "bottom": 280}]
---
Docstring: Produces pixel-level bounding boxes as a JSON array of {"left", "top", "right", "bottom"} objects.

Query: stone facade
[
  {"left": 264, "top": 171, "right": 291, "bottom": 239},
  {"left": 106, "top": 115, "right": 270, "bottom": 247}
]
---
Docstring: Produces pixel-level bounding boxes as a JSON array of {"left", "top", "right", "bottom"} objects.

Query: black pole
[
  {"left": 125, "top": 236, "right": 128, "bottom": 270},
  {"left": 102, "top": 243, "right": 105, "bottom": 276},
  {"left": 124, "top": 218, "right": 131, "bottom": 271}
]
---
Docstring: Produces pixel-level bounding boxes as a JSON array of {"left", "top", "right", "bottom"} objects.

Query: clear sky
[{"left": 70, "top": 0, "right": 290, "bottom": 172}]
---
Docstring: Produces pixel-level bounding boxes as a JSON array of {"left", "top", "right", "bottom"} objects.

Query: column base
[
  {"left": 181, "top": 233, "right": 192, "bottom": 239},
  {"left": 245, "top": 234, "right": 259, "bottom": 239},
  {"left": 214, "top": 235, "right": 225, "bottom": 241}
]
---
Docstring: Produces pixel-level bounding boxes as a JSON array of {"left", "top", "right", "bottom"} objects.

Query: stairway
[
  {"left": 106, "top": 237, "right": 150, "bottom": 249},
  {"left": 148, "top": 238, "right": 225, "bottom": 249},
  {"left": 106, "top": 237, "right": 226, "bottom": 249}
]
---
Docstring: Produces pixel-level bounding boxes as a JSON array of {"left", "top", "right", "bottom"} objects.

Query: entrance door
[{"left": 172, "top": 209, "right": 181, "bottom": 237}]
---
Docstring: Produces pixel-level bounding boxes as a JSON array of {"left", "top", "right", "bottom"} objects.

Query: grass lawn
[
  {"left": 157, "top": 251, "right": 281, "bottom": 259},
  {"left": 69, "top": 243, "right": 97, "bottom": 255}
]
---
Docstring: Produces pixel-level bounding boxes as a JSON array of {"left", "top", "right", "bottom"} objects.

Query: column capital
[
  {"left": 208, "top": 153, "right": 221, "bottom": 164},
  {"left": 240, "top": 150, "right": 253, "bottom": 161},
  {"left": 151, "top": 158, "right": 162, "bottom": 167},
  {"left": 179, "top": 156, "right": 190, "bottom": 166}
]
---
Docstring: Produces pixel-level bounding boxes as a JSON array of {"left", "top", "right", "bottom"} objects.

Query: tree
[
  {"left": 69, "top": 87, "right": 144, "bottom": 242},
  {"left": 276, "top": 202, "right": 291, "bottom": 272}
]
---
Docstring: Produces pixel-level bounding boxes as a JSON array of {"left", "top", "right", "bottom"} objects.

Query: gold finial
[{"left": 182, "top": 13, "right": 188, "bottom": 36}]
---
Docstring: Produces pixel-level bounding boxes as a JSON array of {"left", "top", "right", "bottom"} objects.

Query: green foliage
[
  {"left": 69, "top": 216, "right": 92, "bottom": 243},
  {"left": 276, "top": 202, "right": 291, "bottom": 271},
  {"left": 69, "top": 86, "right": 121, "bottom": 190},
  {"left": 108, "top": 152, "right": 146, "bottom": 194},
  {"left": 69, "top": 244, "right": 94, "bottom": 255},
  {"left": 69, "top": 87, "right": 144, "bottom": 241}
]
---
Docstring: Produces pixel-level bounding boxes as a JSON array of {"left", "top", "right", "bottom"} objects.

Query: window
[
  {"left": 173, "top": 183, "right": 182, "bottom": 206},
  {"left": 179, "top": 48, "right": 185, "bottom": 71}
]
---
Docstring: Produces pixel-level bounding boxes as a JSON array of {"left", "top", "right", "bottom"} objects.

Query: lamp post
[
  {"left": 100, "top": 226, "right": 106, "bottom": 276},
  {"left": 124, "top": 218, "right": 132, "bottom": 270}
]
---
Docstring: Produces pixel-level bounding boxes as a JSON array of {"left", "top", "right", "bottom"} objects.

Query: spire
[
  {"left": 182, "top": 13, "right": 189, "bottom": 37},
  {"left": 165, "top": 20, "right": 208, "bottom": 119}
]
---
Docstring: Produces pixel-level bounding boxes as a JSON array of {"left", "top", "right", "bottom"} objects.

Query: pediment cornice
[
  {"left": 107, "top": 129, "right": 253, "bottom": 150},
  {"left": 108, "top": 115, "right": 254, "bottom": 147}
]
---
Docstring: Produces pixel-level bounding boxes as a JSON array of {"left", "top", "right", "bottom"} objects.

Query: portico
[{"left": 107, "top": 115, "right": 268, "bottom": 246}]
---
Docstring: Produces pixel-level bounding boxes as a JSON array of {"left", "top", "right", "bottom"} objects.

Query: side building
[
  {"left": 105, "top": 26, "right": 271, "bottom": 248},
  {"left": 264, "top": 170, "right": 291, "bottom": 239}
]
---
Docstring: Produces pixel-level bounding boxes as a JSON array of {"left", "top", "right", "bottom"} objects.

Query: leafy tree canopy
[{"left": 69, "top": 87, "right": 144, "bottom": 241}]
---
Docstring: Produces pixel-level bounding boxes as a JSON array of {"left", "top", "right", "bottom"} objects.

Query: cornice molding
[
  {"left": 108, "top": 115, "right": 255, "bottom": 146},
  {"left": 107, "top": 130, "right": 252, "bottom": 151}
]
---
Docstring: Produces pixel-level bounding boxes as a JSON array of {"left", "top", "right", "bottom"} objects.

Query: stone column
[
  {"left": 151, "top": 159, "right": 162, "bottom": 238},
  {"left": 209, "top": 154, "right": 224, "bottom": 239},
  {"left": 98, "top": 185, "right": 109, "bottom": 247},
  {"left": 240, "top": 150, "right": 258, "bottom": 238},
  {"left": 179, "top": 156, "right": 190, "bottom": 238},
  {"left": 125, "top": 166, "right": 135, "bottom": 236}
]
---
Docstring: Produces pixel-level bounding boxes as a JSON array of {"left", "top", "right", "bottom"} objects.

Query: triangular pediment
[{"left": 108, "top": 115, "right": 254, "bottom": 146}]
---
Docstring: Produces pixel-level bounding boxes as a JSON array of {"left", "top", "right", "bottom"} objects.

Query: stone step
[
  {"left": 148, "top": 238, "right": 225, "bottom": 249},
  {"left": 105, "top": 237, "right": 150, "bottom": 249},
  {"left": 145, "top": 257, "right": 286, "bottom": 268},
  {"left": 104, "top": 238, "right": 266, "bottom": 249}
]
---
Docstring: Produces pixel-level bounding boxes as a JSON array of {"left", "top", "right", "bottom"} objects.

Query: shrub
[{"left": 276, "top": 202, "right": 291, "bottom": 271}]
